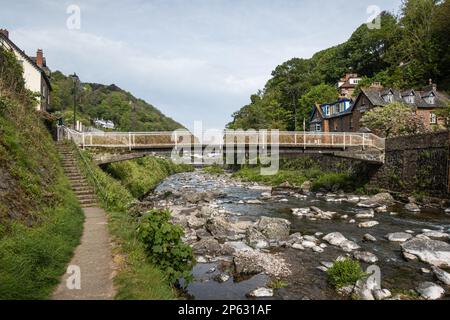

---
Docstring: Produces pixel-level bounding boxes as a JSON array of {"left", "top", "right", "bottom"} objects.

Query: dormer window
[
  {"left": 404, "top": 95, "right": 415, "bottom": 104},
  {"left": 425, "top": 95, "right": 435, "bottom": 105},
  {"left": 383, "top": 93, "right": 394, "bottom": 103}
]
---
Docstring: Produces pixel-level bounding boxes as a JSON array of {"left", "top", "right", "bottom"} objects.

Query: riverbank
[{"left": 147, "top": 170, "right": 450, "bottom": 300}]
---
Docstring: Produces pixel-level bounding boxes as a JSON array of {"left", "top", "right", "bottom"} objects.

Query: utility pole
[{"left": 71, "top": 73, "right": 79, "bottom": 130}]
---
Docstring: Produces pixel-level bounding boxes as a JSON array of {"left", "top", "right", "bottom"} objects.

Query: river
[{"left": 148, "top": 171, "right": 450, "bottom": 300}]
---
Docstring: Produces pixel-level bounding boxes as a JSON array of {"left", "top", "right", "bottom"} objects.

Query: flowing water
[{"left": 153, "top": 171, "right": 450, "bottom": 300}]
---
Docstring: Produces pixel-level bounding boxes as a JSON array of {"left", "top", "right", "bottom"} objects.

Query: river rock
[
  {"left": 206, "top": 216, "right": 242, "bottom": 241},
  {"left": 386, "top": 232, "right": 413, "bottom": 243},
  {"left": 292, "top": 243, "right": 305, "bottom": 250},
  {"left": 256, "top": 217, "right": 291, "bottom": 241},
  {"left": 187, "top": 215, "right": 206, "bottom": 229},
  {"left": 302, "top": 241, "right": 317, "bottom": 249},
  {"left": 246, "top": 228, "right": 270, "bottom": 249},
  {"left": 353, "top": 251, "right": 379, "bottom": 263},
  {"left": 340, "top": 240, "right": 360, "bottom": 252},
  {"left": 401, "top": 238, "right": 450, "bottom": 267},
  {"left": 354, "top": 279, "right": 375, "bottom": 300},
  {"left": 346, "top": 195, "right": 360, "bottom": 204},
  {"left": 357, "top": 193, "right": 395, "bottom": 208},
  {"left": 356, "top": 210, "right": 375, "bottom": 219},
  {"left": 403, "top": 252, "right": 418, "bottom": 261},
  {"left": 445, "top": 208, "right": 450, "bottom": 215},
  {"left": 300, "top": 180, "right": 312, "bottom": 193},
  {"left": 405, "top": 203, "right": 421, "bottom": 213},
  {"left": 323, "top": 232, "right": 347, "bottom": 246},
  {"left": 233, "top": 249, "right": 291, "bottom": 277},
  {"left": 416, "top": 282, "right": 445, "bottom": 300},
  {"left": 247, "top": 287, "right": 274, "bottom": 298},
  {"left": 192, "top": 238, "right": 222, "bottom": 256},
  {"left": 422, "top": 231, "right": 450, "bottom": 240},
  {"left": 214, "top": 273, "right": 230, "bottom": 283},
  {"left": 358, "top": 221, "right": 379, "bottom": 228},
  {"left": 312, "top": 246, "right": 324, "bottom": 253},
  {"left": 364, "top": 234, "right": 377, "bottom": 242},
  {"left": 223, "top": 241, "right": 253, "bottom": 253},
  {"left": 373, "top": 289, "right": 392, "bottom": 300},
  {"left": 246, "top": 199, "right": 263, "bottom": 204},
  {"left": 431, "top": 266, "right": 450, "bottom": 285},
  {"left": 375, "top": 205, "right": 388, "bottom": 213}
]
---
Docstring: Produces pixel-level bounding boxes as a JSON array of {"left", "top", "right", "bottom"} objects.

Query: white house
[{"left": 0, "top": 29, "right": 52, "bottom": 111}]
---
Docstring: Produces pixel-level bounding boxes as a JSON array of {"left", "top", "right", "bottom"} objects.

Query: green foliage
[
  {"left": 312, "top": 173, "right": 356, "bottom": 192},
  {"left": 50, "top": 71, "right": 185, "bottom": 131},
  {"left": 327, "top": 259, "right": 366, "bottom": 289},
  {"left": 229, "top": 1, "right": 450, "bottom": 131},
  {"left": 0, "top": 51, "right": 84, "bottom": 299},
  {"left": 137, "top": 210, "right": 195, "bottom": 285},
  {"left": 203, "top": 165, "right": 225, "bottom": 175},
  {"left": 105, "top": 156, "right": 193, "bottom": 199},
  {"left": 361, "top": 102, "right": 428, "bottom": 137},
  {"left": 268, "top": 279, "right": 289, "bottom": 289}
]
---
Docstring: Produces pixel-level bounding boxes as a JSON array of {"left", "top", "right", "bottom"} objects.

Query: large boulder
[
  {"left": 386, "top": 232, "right": 413, "bottom": 243},
  {"left": 233, "top": 249, "right": 291, "bottom": 277},
  {"left": 323, "top": 232, "right": 347, "bottom": 246},
  {"left": 416, "top": 282, "right": 445, "bottom": 300},
  {"left": 357, "top": 193, "right": 395, "bottom": 208},
  {"left": 431, "top": 266, "right": 450, "bottom": 285},
  {"left": 246, "top": 227, "right": 269, "bottom": 249},
  {"left": 206, "top": 216, "right": 242, "bottom": 241},
  {"left": 256, "top": 216, "right": 291, "bottom": 241},
  {"left": 192, "top": 238, "right": 222, "bottom": 256},
  {"left": 401, "top": 238, "right": 450, "bottom": 267}
]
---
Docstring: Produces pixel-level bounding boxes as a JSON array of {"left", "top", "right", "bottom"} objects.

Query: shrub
[
  {"left": 326, "top": 259, "right": 366, "bottom": 289},
  {"left": 312, "top": 172, "right": 355, "bottom": 191},
  {"left": 203, "top": 165, "right": 225, "bottom": 175},
  {"left": 137, "top": 209, "right": 195, "bottom": 285}
]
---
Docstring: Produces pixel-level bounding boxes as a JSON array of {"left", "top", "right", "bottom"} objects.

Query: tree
[
  {"left": 435, "top": 102, "right": 450, "bottom": 129},
  {"left": 361, "top": 102, "right": 428, "bottom": 137},
  {"left": 297, "top": 84, "right": 339, "bottom": 130}
]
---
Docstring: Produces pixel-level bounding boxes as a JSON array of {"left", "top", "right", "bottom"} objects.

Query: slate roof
[{"left": 359, "top": 87, "right": 449, "bottom": 109}]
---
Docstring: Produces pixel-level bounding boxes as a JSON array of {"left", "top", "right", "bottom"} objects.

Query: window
[
  {"left": 383, "top": 93, "right": 393, "bottom": 103},
  {"left": 324, "top": 106, "right": 330, "bottom": 116},
  {"left": 425, "top": 96, "right": 435, "bottom": 105},
  {"left": 314, "top": 123, "right": 322, "bottom": 132},
  {"left": 404, "top": 95, "right": 415, "bottom": 104},
  {"left": 430, "top": 112, "right": 437, "bottom": 124}
]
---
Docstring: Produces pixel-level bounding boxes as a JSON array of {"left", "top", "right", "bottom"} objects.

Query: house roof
[
  {"left": 0, "top": 32, "right": 52, "bottom": 91},
  {"left": 356, "top": 87, "right": 449, "bottom": 109}
]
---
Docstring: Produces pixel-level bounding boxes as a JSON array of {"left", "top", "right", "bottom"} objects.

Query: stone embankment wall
[{"left": 370, "top": 131, "right": 449, "bottom": 197}]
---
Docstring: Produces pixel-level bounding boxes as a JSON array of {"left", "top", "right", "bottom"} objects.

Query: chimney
[
  {"left": 36, "top": 49, "right": 44, "bottom": 67},
  {"left": 0, "top": 29, "right": 9, "bottom": 38},
  {"left": 423, "top": 79, "right": 437, "bottom": 92}
]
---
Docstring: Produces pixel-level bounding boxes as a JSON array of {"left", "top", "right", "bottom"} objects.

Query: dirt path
[{"left": 52, "top": 207, "right": 116, "bottom": 300}]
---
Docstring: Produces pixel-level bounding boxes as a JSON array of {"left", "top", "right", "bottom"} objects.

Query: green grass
[
  {"left": 203, "top": 165, "right": 225, "bottom": 175},
  {"left": 326, "top": 259, "right": 366, "bottom": 289},
  {"left": 233, "top": 164, "right": 357, "bottom": 192},
  {"left": 105, "top": 156, "right": 193, "bottom": 198},
  {"left": 0, "top": 177, "right": 84, "bottom": 299},
  {"left": 0, "top": 89, "right": 84, "bottom": 299}
]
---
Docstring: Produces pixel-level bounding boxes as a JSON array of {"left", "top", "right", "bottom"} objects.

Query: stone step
[
  {"left": 76, "top": 190, "right": 95, "bottom": 197},
  {"left": 77, "top": 194, "right": 97, "bottom": 201}
]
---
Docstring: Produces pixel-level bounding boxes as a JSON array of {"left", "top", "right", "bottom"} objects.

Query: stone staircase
[{"left": 56, "top": 142, "right": 98, "bottom": 208}]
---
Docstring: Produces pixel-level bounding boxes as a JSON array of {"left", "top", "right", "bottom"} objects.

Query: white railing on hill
[{"left": 57, "top": 126, "right": 385, "bottom": 151}]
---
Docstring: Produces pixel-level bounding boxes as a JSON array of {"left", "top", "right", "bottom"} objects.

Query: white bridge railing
[{"left": 57, "top": 126, "right": 385, "bottom": 151}]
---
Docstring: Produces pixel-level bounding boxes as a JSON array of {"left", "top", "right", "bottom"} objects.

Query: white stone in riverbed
[
  {"left": 321, "top": 261, "right": 334, "bottom": 268},
  {"left": 315, "top": 232, "right": 324, "bottom": 237},
  {"left": 405, "top": 203, "right": 421, "bottom": 213},
  {"left": 405, "top": 230, "right": 415, "bottom": 234},
  {"left": 303, "top": 235, "right": 318, "bottom": 242},
  {"left": 431, "top": 266, "right": 450, "bottom": 285},
  {"left": 292, "top": 243, "right": 305, "bottom": 250},
  {"left": 364, "top": 234, "right": 377, "bottom": 242},
  {"left": 246, "top": 199, "right": 263, "bottom": 204},
  {"left": 312, "top": 246, "right": 324, "bottom": 253},
  {"left": 356, "top": 212, "right": 375, "bottom": 219},
  {"left": 302, "top": 241, "right": 317, "bottom": 249},
  {"left": 247, "top": 287, "right": 274, "bottom": 298},
  {"left": 445, "top": 208, "right": 450, "bottom": 215},
  {"left": 358, "top": 221, "right": 379, "bottom": 228},
  {"left": 401, "top": 238, "right": 450, "bottom": 267},
  {"left": 340, "top": 240, "right": 361, "bottom": 252},
  {"left": 317, "top": 266, "right": 328, "bottom": 272},
  {"left": 416, "top": 282, "right": 445, "bottom": 300},
  {"left": 323, "top": 232, "right": 347, "bottom": 246},
  {"left": 346, "top": 195, "right": 360, "bottom": 203},
  {"left": 349, "top": 219, "right": 356, "bottom": 224},
  {"left": 403, "top": 252, "right": 418, "bottom": 261},
  {"left": 215, "top": 273, "right": 230, "bottom": 283},
  {"left": 196, "top": 256, "right": 207, "bottom": 263},
  {"left": 421, "top": 268, "right": 431, "bottom": 274},
  {"left": 422, "top": 231, "right": 450, "bottom": 240},
  {"left": 373, "top": 289, "right": 392, "bottom": 300},
  {"left": 341, "top": 215, "right": 348, "bottom": 219},
  {"left": 319, "top": 243, "right": 328, "bottom": 249},
  {"left": 386, "top": 232, "right": 413, "bottom": 243},
  {"left": 353, "top": 251, "right": 379, "bottom": 263},
  {"left": 375, "top": 206, "right": 388, "bottom": 213}
]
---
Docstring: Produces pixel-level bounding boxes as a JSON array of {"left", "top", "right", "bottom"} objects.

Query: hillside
[
  {"left": 50, "top": 71, "right": 184, "bottom": 132},
  {"left": 0, "top": 46, "right": 83, "bottom": 299},
  {"left": 228, "top": 0, "right": 450, "bottom": 130}
]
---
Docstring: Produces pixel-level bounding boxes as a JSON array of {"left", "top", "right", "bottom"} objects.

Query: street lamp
[{"left": 70, "top": 73, "right": 80, "bottom": 130}]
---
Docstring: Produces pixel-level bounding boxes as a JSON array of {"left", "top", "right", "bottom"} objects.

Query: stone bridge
[{"left": 57, "top": 126, "right": 385, "bottom": 165}]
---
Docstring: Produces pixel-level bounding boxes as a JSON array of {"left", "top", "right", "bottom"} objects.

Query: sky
[{"left": 0, "top": 0, "right": 402, "bottom": 131}]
